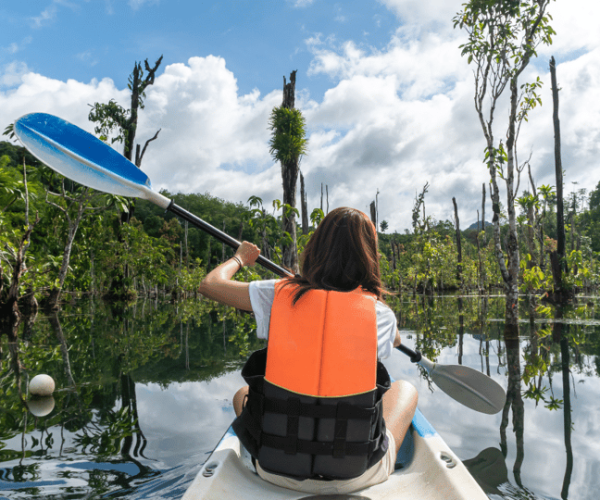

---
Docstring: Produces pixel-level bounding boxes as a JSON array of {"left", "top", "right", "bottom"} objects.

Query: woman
[{"left": 198, "top": 207, "right": 418, "bottom": 494}]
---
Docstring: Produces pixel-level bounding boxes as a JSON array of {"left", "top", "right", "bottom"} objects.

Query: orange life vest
[
  {"left": 266, "top": 282, "right": 378, "bottom": 397},
  {"left": 233, "top": 281, "right": 391, "bottom": 480}
]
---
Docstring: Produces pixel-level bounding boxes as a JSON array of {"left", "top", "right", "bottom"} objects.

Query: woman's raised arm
[{"left": 198, "top": 241, "right": 261, "bottom": 311}]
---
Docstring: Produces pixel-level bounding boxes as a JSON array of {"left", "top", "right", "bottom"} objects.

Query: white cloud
[
  {"left": 308, "top": 31, "right": 468, "bottom": 100},
  {"left": 0, "top": 62, "right": 32, "bottom": 88},
  {"left": 76, "top": 50, "right": 98, "bottom": 67},
  {"left": 2, "top": 0, "right": 599, "bottom": 232},
  {"left": 5, "top": 43, "right": 19, "bottom": 55},
  {"left": 297, "top": 0, "right": 600, "bottom": 230},
  {"left": 538, "top": 1, "right": 600, "bottom": 57},
  {"left": 292, "top": 0, "right": 315, "bottom": 7},
  {"left": 519, "top": 48, "right": 600, "bottom": 191},
  {"left": 30, "top": 3, "right": 59, "bottom": 28},
  {"left": 378, "top": 0, "right": 464, "bottom": 35},
  {"left": 129, "top": 0, "right": 160, "bottom": 10},
  {"left": 104, "top": 0, "right": 114, "bottom": 15},
  {"left": 136, "top": 56, "right": 283, "bottom": 201},
  {"left": 29, "top": 0, "right": 88, "bottom": 28},
  {"left": 0, "top": 70, "right": 127, "bottom": 135}
]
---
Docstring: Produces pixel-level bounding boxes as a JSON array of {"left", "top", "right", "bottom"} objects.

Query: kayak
[{"left": 182, "top": 408, "right": 488, "bottom": 499}]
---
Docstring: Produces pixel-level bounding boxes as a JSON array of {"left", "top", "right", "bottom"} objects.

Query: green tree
[{"left": 454, "top": 0, "right": 555, "bottom": 332}]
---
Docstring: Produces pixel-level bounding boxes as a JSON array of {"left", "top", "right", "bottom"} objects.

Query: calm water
[{"left": 1, "top": 295, "right": 599, "bottom": 499}]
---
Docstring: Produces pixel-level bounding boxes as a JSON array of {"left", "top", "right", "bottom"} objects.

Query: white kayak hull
[{"left": 183, "top": 409, "right": 488, "bottom": 499}]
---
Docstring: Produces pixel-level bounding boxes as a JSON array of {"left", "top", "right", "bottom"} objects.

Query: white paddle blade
[
  {"left": 429, "top": 363, "right": 506, "bottom": 415},
  {"left": 15, "top": 113, "right": 152, "bottom": 199}
]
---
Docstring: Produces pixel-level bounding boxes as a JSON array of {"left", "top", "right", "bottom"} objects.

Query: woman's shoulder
[
  {"left": 248, "top": 280, "right": 280, "bottom": 317},
  {"left": 375, "top": 297, "right": 392, "bottom": 308},
  {"left": 375, "top": 299, "right": 395, "bottom": 317},
  {"left": 249, "top": 279, "right": 279, "bottom": 291}
]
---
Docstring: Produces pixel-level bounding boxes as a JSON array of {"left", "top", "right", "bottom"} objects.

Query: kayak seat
[{"left": 394, "top": 425, "right": 415, "bottom": 471}]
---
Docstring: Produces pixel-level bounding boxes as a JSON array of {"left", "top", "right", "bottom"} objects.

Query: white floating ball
[
  {"left": 28, "top": 396, "right": 55, "bottom": 417},
  {"left": 29, "top": 374, "right": 55, "bottom": 397}
]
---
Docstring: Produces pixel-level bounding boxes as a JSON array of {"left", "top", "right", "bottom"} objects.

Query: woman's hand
[{"left": 235, "top": 241, "right": 260, "bottom": 267}]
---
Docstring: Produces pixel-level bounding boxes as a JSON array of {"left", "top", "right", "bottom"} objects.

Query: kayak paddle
[
  {"left": 397, "top": 343, "right": 505, "bottom": 414},
  {"left": 13, "top": 113, "right": 289, "bottom": 277},
  {"left": 14, "top": 112, "right": 506, "bottom": 414}
]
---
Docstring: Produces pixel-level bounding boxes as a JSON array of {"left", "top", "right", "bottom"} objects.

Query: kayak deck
[{"left": 183, "top": 409, "right": 488, "bottom": 499}]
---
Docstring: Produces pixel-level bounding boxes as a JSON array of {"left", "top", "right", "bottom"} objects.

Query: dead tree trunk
[
  {"left": 280, "top": 71, "right": 300, "bottom": 274},
  {"left": 369, "top": 201, "right": 377, "bottom": 227},
  {"left": 185, "top": 220, "right": 190, "bottom": 269},
  {"left": 300, "top": 171, "right": 309, "bottom": 235},
  {"left": 261, "top": 209, "right": 271, "bottom": 261},
  {"left": 548, "top": 56, "right": 571, "bottom": 303},
  {"left": 452, "top": 197, "right": 463, "bottom": 289},
  {"left": 481, "top": 183, "right": 486, "bottom": 238},
  {"left": 476, "top": 210, "right": 484, "bottom": 292},
  {"left": 320, "top": 183, "right": 323, "bottom": 212}
]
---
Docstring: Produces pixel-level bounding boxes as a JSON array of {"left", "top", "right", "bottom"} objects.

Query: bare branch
[
  {"left": 4, "top": 242, "right": 17, "bottom": 259},
  {"left": 46, "top": 189, "right": 69, "bottom": 216},
  {"left": 23, "top": 159, "right": 29, "bottom": 228},
  {"left": 136, "top": 128, "right": 161, "bottom": 167}
]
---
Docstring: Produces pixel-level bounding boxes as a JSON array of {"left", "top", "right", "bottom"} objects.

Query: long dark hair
[{"left": 282, "top": 207, "right": 385, "bottom": 304}]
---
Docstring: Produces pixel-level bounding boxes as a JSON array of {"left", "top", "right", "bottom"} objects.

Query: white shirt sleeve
[
  {"left": 248, "top": 280, "right": 398, "bottom": 360},
  {"left": 375, "top": 302, "right": 397, "bottom": 360},
  {"left": 248, "top": 279, "right": 278, "bottom": 340}
]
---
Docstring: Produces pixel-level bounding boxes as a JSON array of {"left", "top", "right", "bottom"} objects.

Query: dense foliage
[{"left": 1, "top": 139, "right": 599, "bottom": 315}]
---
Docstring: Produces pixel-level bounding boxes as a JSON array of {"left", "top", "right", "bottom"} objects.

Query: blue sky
[
  {"left": 2, "top": 1, "right": 398, "bottom": 100},
  {"left": 1, "top": 0, "right": 599, "bottom": 231}
]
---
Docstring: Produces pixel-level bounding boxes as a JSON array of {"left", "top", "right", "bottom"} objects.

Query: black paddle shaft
[
  {"left": 167, "top": 201, "right": 293, "bottom": 278},
  {"left": 396, "top": 343, "right": 422, "bottom": 363}
]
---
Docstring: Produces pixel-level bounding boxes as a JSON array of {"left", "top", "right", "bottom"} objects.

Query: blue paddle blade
[{"left": 14, "top": 113, "right": 152, "bottom": 198}]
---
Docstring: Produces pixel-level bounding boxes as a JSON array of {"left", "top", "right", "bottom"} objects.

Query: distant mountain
[{"left": 466, "top": 220, "right": 493, "bottom": 231}]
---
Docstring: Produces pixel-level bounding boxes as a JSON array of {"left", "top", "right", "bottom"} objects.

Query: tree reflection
[
  {"left": 500, "top": 333, "right": 525, "bottom": 485},
  {"left": 0, "top": 294, "right": 594, "bottom": 498},
  {"left": 393, "top": 294, "right": 589, "bottom": 499},
  {"left": 0, "top": 298, "right": 264, "bottom": 498},
  {"left": 554, "top": 309, "right": 573, "bottom": 500}
]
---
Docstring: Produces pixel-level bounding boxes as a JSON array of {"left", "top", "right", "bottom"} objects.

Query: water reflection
[
  {"left": 501, "top": 336, "right": 525, "bottom": 486},
  {"left": 0, "top": 295, "right": 598, "bottom": 499},
  {"left": 0, "top": 299, "right": 262, "bottom": 498}
]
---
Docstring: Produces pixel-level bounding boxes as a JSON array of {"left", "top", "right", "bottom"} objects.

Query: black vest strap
[
  {"left": 240, "top": 393, "right": 383, "bottom": 458},
  {"left": 263, "top": 395, "right": 377, "bottom": 419},
  {"left": 258, "top": 431, "right": 381, "bottom": 457},
  {"left": 285, "top": 398, "right": 300, "bottom": 455}
]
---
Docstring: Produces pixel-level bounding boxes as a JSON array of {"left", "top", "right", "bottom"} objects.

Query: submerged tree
[
  {"left": 0, "top": 160, "right": 39, "bottom": 338},
  {"left": 88, "top": 56, "right": 163, "bottom": 299},
  {"left": 44, "top": 182, "right": 110, "bottom": 310},
  {"left": 89, "top": 56, "right": 163, "bottom": 170},
  {"left": 269, "top": 71, "right": 308, "bottom": 274},
  {"left": 454, "top": 0, "right": 555, "bottom": 333}
]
